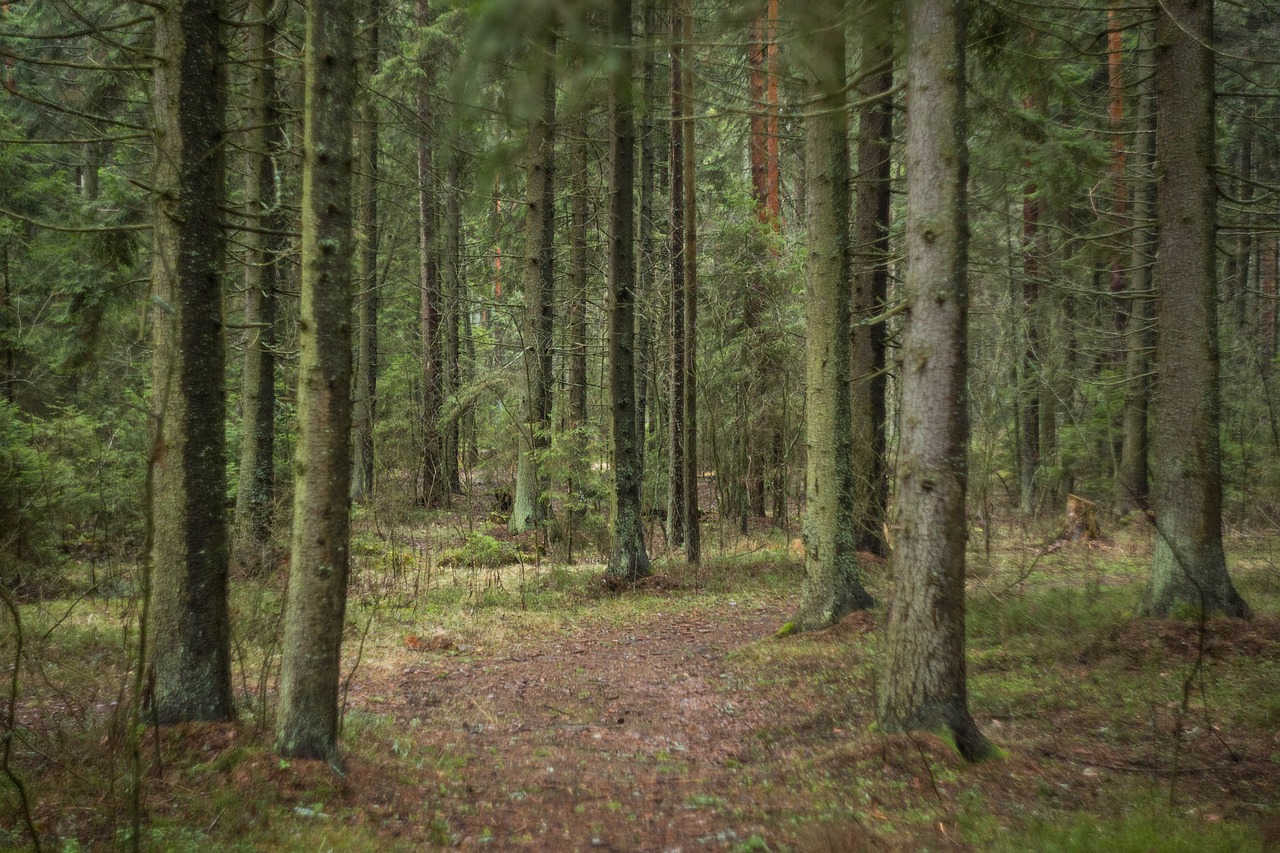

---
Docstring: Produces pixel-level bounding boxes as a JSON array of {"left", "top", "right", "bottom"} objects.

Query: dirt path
[{"left": 383, "top": 603, "right": 794, "bottom": 851}]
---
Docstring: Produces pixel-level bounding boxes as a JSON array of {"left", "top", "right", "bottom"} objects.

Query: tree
[
  {"left": 352, "top": 0, "right": 381, "bottom": 505},
  {"left": 877, "top": 0, "right": 992, "bottom": 761},
  {"left": 418, "top": 0, "right": 446, "bottom": 509},
  {"left": 789, "top": 0, "right": 874, "bottom": 632},
  {"left": 233, "top": 0, "right": 284, "bottom": 572},
  {"left": 678, "top": 0, "right": 701, "bottom": 565},
  {"left": 850, "top": 0, "right": 893, "bottom": 557},
  {"left": 667, "top": 0, "right": 687, "bottom": 551},
  {"left": 1144, "top": 0, "right": 1249, "bottom": 618},
  {"left": 275, "top": 0, "right": 357, "bottom": 760},
  {"left": 605, "top": 0, "right": 651, "bottom": 583},
  {"left": 148, "top": 0, "right": 233, "bottom": 723},
  {"left": 510, "top": 17, "right": 557, "bottom": 535}
]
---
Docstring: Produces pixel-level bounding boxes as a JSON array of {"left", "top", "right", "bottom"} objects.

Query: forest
[{"left": 1, "top": 0, "right": 1279, "bottom": 849}]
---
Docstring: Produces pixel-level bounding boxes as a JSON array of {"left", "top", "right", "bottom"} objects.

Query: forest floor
[{"left": 3, "top": 504, "right": 1280, "bottom": 852}]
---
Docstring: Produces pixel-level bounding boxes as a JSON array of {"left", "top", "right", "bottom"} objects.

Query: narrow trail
[{"left": 388, "top": 603, "right": 795, "bottom": 851}]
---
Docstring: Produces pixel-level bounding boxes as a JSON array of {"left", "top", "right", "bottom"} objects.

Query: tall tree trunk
[
  {"left": 276, "top": 0, "right": 357, "bottom": 761},
  {"left": 1018, "top": 102, "right": 1043, "bottom": 517},
  {"left": 850, "top": 2, "right": 893, "bottom": 557},
  {"left": 1107, "top": 4, "right": 1129, "bottom": 360},
  {"left": 1119, "top": 9, "right": 1154, "bottom": 514},
  {"left": 679, "top": 0, "right": 700, "bottom": 565},
  {"left": 148, "top": 0, "right": 233, "bottom": 723},
  {"left": 417, "top": 0, "right": 445, "bottom": 508},
  {"left": 511, "top": 23, "right": 557, "bottom": 535},
  {"left": 443, "top": 149, "right": 462, "bottom": 496},
  {"left": 789, "top": 0, "right": 874, "bottom": 632},
  {"left": 352, "top": 0, "right": 380, "bottom": 505},
  {"left": 667, "top": 2, "right": 687, "bottom": 550},
  {"left": 636, "top": 0, "right": 657, "bottom": 480},
  {"left": 1145, "top": 0, "right": 1249, "bottom": 619},
  {"left": 567, "top": 108, "right": 590, "bottom": 525},
  {"left": 233, "top": 0, "right": 283, "bottom": 573},
  {"left": 878, "top": 0, "right": 992, "bottom": 761},
  {"left": 606, "top": 0, "right": 651, "bottom": 582}
]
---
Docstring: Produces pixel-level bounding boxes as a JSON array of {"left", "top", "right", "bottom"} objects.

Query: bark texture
[
  {"left": 149, "top": 0, "right": 233, "bottom": 723},
  {"left": 605, "top": 0, "right": 651, "bottom": 582},
  {"left": 679, "top": 0, "right": 700, "bottom": 565},
  {"left": 417, "top": 0, "right": 446, "bottom": 508},
  {"left": 352, "top": 0, "right": 380, "bottom": 505},
  {"left": 667, "top": 3, "right": 687, "bottom": 550},
  {"left": 1145, "top": 0, "right": 1249, "bottom": 618},
  {"left": 511, "top": 23, "right": 557, "bottom": 535},
  {"left": 877, "top": 0, "right": 992, "bottom": 761},
  {"left": 791, "top": 0, "right": 874, "bottom": 632},
  {"left": 275, "top": 0, "right": 357, "bottom": 761},
  {"left": 850, "top": 5, "right": 893, "bottom": 558},
  {"left": 233, "top": 0, "right": 282, "bottom": 574}
]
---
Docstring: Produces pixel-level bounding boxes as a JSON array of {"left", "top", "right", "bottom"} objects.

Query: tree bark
[
  {"left": 1118, "top": 9, "right": 1154, "bottom": 515},
  {"left": 679, "top": 0, "right": 700, "bottom": 565},
  {"left": 511, "top": 22, "right": 557, "bottom": 535},
  {"left": 606, "top": 0, "right": 651, "bottom": 582},
  {"left": 850, "top": 2, "right": 893, "bottom": 558},
  {"left": 276, "top": 0, "right": 357, "bottom": 761},
  {"left": 878, "top": 0, "right": 992, "bottom": 761},
  {"left": 789, "top": 0, "right": 874, "bottom": 632},
  {"left": 352, "top": 0, "right": 380, "bottom": 505},
  {"left": 1145, "top": 0, "right": 1249, "bottom": 618},
  {"left": 233, "top": 0, "right": 283, "bottom": 574},
  {"left": 417, "top": 0, "right": 446, "bottom": 508},
  {"left": 149, "top": 0, "right": 233, "bottom": 723},
  {"left": 667, "top": 2, "right": 687, "bottom": 550}
]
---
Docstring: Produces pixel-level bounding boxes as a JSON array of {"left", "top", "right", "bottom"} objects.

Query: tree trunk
[
  {"left": 417, "top": 0, "right": 445, "bottom": 508},
  {"left": 443, "top": 149, "right": 462, "bottom": 496},
  {"left": 1145, "top": 0, "right": 1249, "bottom": 618},
  {"left": 1118, "top": 10, "right": 1154, "bottom": 515},
  {"left": 679, "top": 0, "right": 700, "bottom": 565},
  {"left": 636, "top": 0, "right": 657, "bottom": 481},
  {"left": 352, "top": 0, "right": 380, "bottom": 505},
  {"left": 511, "top": 23, "right": 557, "bottom": 535},
  {"left": 850, "top": 3, "right": 893, "bottom": 558},
  {"left": 605, "top": 0, "right": 651, "bottom": 582},
  {"left": 567, "top": 105, "right": 590, "bottom": 526},
  {"left": 789, "top": 0, "right": 874, "bottom": 632},
  {"left": 233, "top": 0, "right": 283, "bottom": 574},
  {"left": 1018, "top": 125, "right": 1043, "bottom": 517},
  {"left": 667, "top": 2, "right": 687, "bottom": 551},
  {"left": 878, "top": 0, "right": 992, "bottom": 761},
  {"left": 276, "top": 0, "right": 357, "bottom": 761},
  {"left": 148, "top": 0, "right": 233, "bottom": 723}
]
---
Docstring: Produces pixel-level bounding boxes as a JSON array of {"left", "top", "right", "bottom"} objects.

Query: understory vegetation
[{"left": 3, "top": 508, "right": 1277, "bottom": 851}]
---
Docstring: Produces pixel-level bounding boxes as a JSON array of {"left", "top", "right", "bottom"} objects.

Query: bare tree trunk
[
  {"left": 149, "top": 0, "right": 233, "bottom": 723},
  {"left": 417, "top": 0, "right": 445, "bottom": 508},
  {"left": 1145, "top": 0, "right": 1248, "bottom": 618},
  {"left": 789, "top": 0, "right": 874, "bottom": 632},
  {"left": 276, "top": 0, "right": 357, "bottom": 761},
  {"left": 850, "top": 1, "right": 893, "bottom": 557},
  {"left": 667, "top": 2, "right": 687, "bottom": 550},
  {"left": 443, "top": 149, "right": 462, "bottom": 496},
  {"left": 234, "top": 0, "right": 283, "bottom": 573},
  {"left": 606, "top": 0, "right": 652, "bottom": 582},
  {"left": 679, "top": 0, "right": 700, "bottom": 565},
  {"left": 878, "top": 0, "right": 993, "bottom": 761},
  {"left": 352, "top": 0, "right": 380, "bottom": 505},
  {"left": 511, "top": 22, "right": 557, "bottom": 534}
]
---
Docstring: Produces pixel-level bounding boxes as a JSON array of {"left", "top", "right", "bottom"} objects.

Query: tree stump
[{"left": 1065, "top": 494, "right": 1101, "bottom": 541}]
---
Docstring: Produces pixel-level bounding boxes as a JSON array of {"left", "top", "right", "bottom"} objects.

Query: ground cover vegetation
[{"left": 1, "top": 0, "right": 1279, "bottom": 849}]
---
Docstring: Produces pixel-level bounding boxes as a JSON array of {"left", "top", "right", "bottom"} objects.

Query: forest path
[{"left": 383, "top": 600, "right": 797, "bottom": 851}]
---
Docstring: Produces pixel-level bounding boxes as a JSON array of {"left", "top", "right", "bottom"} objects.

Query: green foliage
[
  {"left": 439, "top": 532, "right": 523, "bottom": 568},
  {"left": 1002, "top": 808, "right": 1263, "bottom": 853}
]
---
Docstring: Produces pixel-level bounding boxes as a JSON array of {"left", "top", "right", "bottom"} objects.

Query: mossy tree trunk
[
  {"left": 790, "top": 0, "right": 874, "bottom": 632},
  {"left": 1145, "top": 0, "right": 1249, "bottom": 618},
  {"left": 275, "top": 0, "right": 357, "bottom": 761},
  {"left": 149, "top": 0, "right": 233, "bottom": 723},
  {"left": 877, "top": 0, "right": 993, "bottom": 762},
  {"left": 352, "top": 0, "right": 380, "bottom": 505},
  {"left": 233, "top": 0, "right": 283, "bottom": 574},
  {"left": 511, "top": 21, "right": 557, "bottom": 535},
  {"left": 606, "top": 0, "right": 651, "bottom": 583},
  {"left": 850, "top": 2, "right": 893, "bottom": 558}
]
